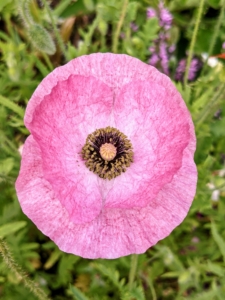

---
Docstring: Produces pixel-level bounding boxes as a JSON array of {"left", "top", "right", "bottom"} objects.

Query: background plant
[{"left": 0, "top": 0, "right": 225, "bottom": 299}]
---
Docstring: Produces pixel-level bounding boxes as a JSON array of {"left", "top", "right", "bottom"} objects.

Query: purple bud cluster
[
  {"left": 147, "top": 1, "right": 174, "bottom": 75},
  {"left": 175, "top": 57, "right": 203, "bottom": 82}
]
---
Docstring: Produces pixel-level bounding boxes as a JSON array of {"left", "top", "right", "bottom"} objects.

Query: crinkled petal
[
  {"left": 15, "top": 135, "right": 197, "bottom": 259},
  {"left": 103, "top": 79, "right": 192, "bottom": 209},
  {"left": 25, "top": 53, "right": 182, "bottom": 129},
  {"left": 29, "top": 75, "right": 115, "bottom": 224}
]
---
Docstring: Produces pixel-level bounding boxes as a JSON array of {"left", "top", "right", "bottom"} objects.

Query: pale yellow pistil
[{"left": 99, "top": 143, "right": 117, "bottom": 161}]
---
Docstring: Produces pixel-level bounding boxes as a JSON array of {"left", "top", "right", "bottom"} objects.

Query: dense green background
[{"left": 0, "top": 0, "right": 225, "bottom": 299}]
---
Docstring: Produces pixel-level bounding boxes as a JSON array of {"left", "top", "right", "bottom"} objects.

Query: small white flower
[{"left": 212, "top": 189, "right": 220, "bottom": 201}]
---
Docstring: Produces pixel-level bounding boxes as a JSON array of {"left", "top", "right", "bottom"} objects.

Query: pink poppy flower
[{"left": 16, "top": 53, "right": 197, "bottom": 259}]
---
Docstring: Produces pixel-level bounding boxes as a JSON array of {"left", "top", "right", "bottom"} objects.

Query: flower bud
[{"left": 28, "top": 24, "right": 56, "bottom": 55}]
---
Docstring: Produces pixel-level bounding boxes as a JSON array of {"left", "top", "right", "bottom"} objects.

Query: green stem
[
  {"left": 84, "top": 16, "right": 100, "bottom": 46},
  {"left": 149, "top": 277, "right": 157, "bottom": 300},
  {"left": 184, "top": 0, "right": 205, "bottom": 88},
  {"left": 41, "top": 0, "right": 69, "bottom": 61},
  {"left": 43, "top": 52, "right": 54, "bottom": 71},
  {"left": 0, "top": 238, "right": 50, "bottom": 300},
  {"left": 201, "top": 0, "right": 225, "bottom": 75},
  {"left": 128, "top": 254, "right": 138, "bottom": 291},
  {"left": 112, "top": 0, "right": 129, "bottom": 53}
]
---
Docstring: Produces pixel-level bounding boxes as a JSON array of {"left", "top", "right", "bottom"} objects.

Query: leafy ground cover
[{"left": 0, "top": 0, "right": 225, "bottom": 299}]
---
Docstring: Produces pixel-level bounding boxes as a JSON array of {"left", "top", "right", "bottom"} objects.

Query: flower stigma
[
  {"left": 81, "top": 127, "right": 133, "bottom": 180},
  {"left": 99, "top": 143, "right": 117, "bottom": 161}
]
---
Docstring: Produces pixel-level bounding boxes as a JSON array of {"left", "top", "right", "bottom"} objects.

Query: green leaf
[
  {"left": 192, "top": 88, "right": 214, "bottom": 112},
  {"left": 0, "top": 0, "right": 12, "bottom": 12},
  {"left": 129, "top": 285, "right": 146, "bottom": 300},
  {"left": 54, "top": 0, "right": 73, "bottom": 16},
  {"left": 206, "top": 261, "right": 225, "bottom": 277},
  {"left": 182, "top": 288, "right": 221, "bottom": 300},
  {"left": 138, "top": 18, "right": 159, "bottom": 44},
  {"left": 175, "top": 81, "right": 191, "bottom": 104},
  {"left": 210, "top": 119, "right": 225, "bottom": 137},
  {"left": 121, "top": 285, "right": 146, "bottom": 300},
  {"left": 83, "top": 0, "right": 94, "bottom": 11},
  {"left": 70, "top": 285, "right": 89, "bottom": 300},
  {"left": 60, "top": 0, "right": 90, "bottom": 18},
  {"left": 0, "top": 221, "right": 27, "bottom": 238},
  {"left": 92, "top": 262, "right": 124, "bottom": 291},
  {"left": 0, "top": 95, "right": 24, "bottom": 117},
  {"left": 207, "top": 0, "right": 221, "bottom": 9},
  {"left": 126, "top": 2, "right": 139, "bottom": 22},
  {"left": 211, "top": 222, "right": 225, "bottom": 262},
  {"left": 44, "top": 249, "right": 61, "bottom": 270},
  {"left": 0, "top": 158, "right": 14, "bottom": 175},
  {"left": 58, "top": 254, "right": 80, "bottom": 286},
  {"left": 20, "top": 243, "right": 39, "bottom": 251},
  {"left": 96, "top": 2, "right": 120, "bottom": 22}
]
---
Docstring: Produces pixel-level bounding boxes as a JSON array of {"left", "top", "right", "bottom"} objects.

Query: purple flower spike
[
  {"left": 160, "top": 7, "right": 173, "bottom": 29},
  {"left": 147, "top": 8, "right": 157, "bottom": 19},
  {"left": 222, "top": 42, "right": 225, "bottom": 49},
  {"left": 149, "top": 53, "right": 159, "bottom": 66},
  {"left": 159, "top": 42, "right": 169, "bottom": 75},
  {"left": 175, "top": 57, "right": 202, "bottom": 82},
  {"left": 188, "top": 58, "right": 201, "bottom": 81},
  {"left": 168, "top": 44, "right": 176, "bottom": 53},
  {"left": 147, "top": 1, "right": 174, "bottom": 75},
  {"left": 175, "top": 59, "right": 186, "bottom": 81}
]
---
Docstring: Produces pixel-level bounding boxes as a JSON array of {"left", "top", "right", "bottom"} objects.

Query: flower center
[
  {"left": 81, "top": 126, "right": 133, "bottom": 180},
  {"left": 99, "top": 143, "right": 117, "bottom": 161}
]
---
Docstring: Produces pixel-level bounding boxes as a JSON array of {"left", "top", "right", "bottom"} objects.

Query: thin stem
[
  {"left": 128, "top": 254, "right": 138, "bottom": 291},
  {"left": 112, "top": 0, "right": 129, "bottom": 53},
  {"left": 149, "top": 277, "right": 157, "bottom": 300},
  {"left": 184, "top": 0, "right": 205, "bottom": 87},
  {"left": 43, "top": 52, "right": 54, "bottom": 71},
  {"left": 84, "top": 16, "right": 100, "bottom": 46},
  {"left": 0, "top": 239, "right": 50, "bottom": 300},
  {"left": 41, "top": 0, "right": 69, "bottom": 61},
  {"left": 201, "top": 0, "right": 225, "bottom": 75}
]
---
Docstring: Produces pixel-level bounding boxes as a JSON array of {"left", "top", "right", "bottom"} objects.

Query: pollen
[{"left": 81, "top": 127, "right": 133, "bottom": 180}]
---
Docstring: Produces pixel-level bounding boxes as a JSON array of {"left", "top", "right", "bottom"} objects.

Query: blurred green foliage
[{"left": 0, "top": 0, "right": 225, "bottom": 299}]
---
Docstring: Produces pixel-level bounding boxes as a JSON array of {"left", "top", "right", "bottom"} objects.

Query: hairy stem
[
  {"left": 128, "top": 254, "right": 138, "bottom": 290},
  {"left": 112, "top": 0, "right": 129, "bottom": 53},
  {"left": 0, "top": 238, "right": 50, "bottom": 300},
  {"left": 184, "top": 0, "right": 205, "bottom": 87},
  {"left": 20, "top": 0, "right": 34, "bottom": 27},
  {"left": 41, "top": 0, "right": 69, "bottom": 61}
]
